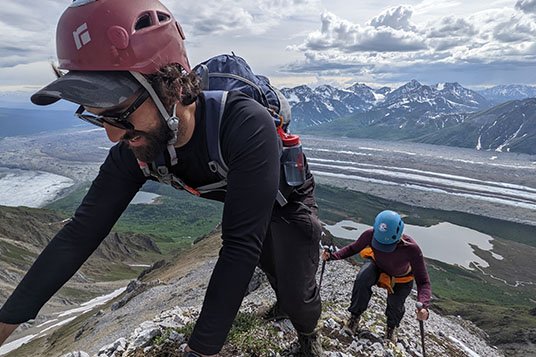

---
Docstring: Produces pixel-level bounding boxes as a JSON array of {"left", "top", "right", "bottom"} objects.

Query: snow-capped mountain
[
  {"left": 478, "top": 84, "right": 536, "bottom": 104},
  {"left": 283, "top": 80, "right": 490, "bottom": 130},
  {"left": 367, "top": 81, "right": 491, "bottom": 131},
  {"left": 281, "top": 83, "right": 384, "bottom": 129}
]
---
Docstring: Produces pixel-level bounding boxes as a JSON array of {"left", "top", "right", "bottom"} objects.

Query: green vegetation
[
  {"left": 428, "top": 260, "right": 536, "bottom": 345},
  {"left": 45, "top": 184, "right": 89, "bottom": 212},
  {"left": 46, "top": 181, "right": 223, "bottom": 254},
  {"left": 0, "top": 241, "right": 32, "bottom": 267},
  {"left": 150, "top": 313, "right": 282, "bottom": 356},
  {"left": 225, "top": 312, "right": 282, "bottom": 354},
  {"left": 56, "top": 285, "right": 103, "bottom": 303},
  {"left": 301, "top": 110, "right": 434, "bottom": 142},
  {"left": 95, "top": 263, "right": 148, "bottom": 282},
  {"left": 433, "top": 298, "right": 536, "bottom": 345},
  {"left": 428, "top": 261, "right": 533, "bottom": 307}
]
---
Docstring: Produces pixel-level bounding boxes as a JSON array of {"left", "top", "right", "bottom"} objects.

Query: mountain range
[
  {"left": 1, "top": 82, "right": 535, "bottom": 155},
  {"left": 283, "top": 82, "right": 536, "bottom": 154}
]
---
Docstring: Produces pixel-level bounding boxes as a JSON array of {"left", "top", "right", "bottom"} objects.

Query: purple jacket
[{"left": 331, "top": 228, "right": 431, "bottom": 308}]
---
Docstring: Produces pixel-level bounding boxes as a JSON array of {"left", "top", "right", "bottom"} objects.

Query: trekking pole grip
[{"left": 415, "top": 302, "right": 426, "bottom": 357}]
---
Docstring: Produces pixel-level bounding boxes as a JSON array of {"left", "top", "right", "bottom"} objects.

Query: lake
[{"left": 324, "top": 219, "right": 503, "bottom": 270}]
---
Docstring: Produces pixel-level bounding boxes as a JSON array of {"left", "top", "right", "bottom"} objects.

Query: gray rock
[
  {"left": 168, "top": 331, "right": 185, "bottom": 343},
  {"left": 97, "top": 337, "right": 127, "bottom": 357}
]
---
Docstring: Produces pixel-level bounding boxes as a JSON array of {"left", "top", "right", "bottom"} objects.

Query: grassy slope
[
  {"left": 315, "top": 184, "right": 536, "bottom": 347},
  {"left": 0, "top": 206, "right": 152, "bottom": 308}
]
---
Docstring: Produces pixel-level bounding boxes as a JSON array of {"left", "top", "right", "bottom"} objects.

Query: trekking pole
[
  {"left": 318, "top": 245, "right": 328, "bottom": 291},
  {"left": 318, "top": 241, "right": 334, "bottom": 291},
  {"left": 415, "top": 302, "right": 426, "bottom": 357}
]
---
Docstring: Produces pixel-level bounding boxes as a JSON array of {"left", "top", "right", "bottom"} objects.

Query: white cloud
[
  {"left": 0, "top": 1, "right": 60, "bottom": 68},
  {"left": 293, "top": 10, "right": 426, "bottom": 53},
  {"left": 187, "top": 6, "right": 261, "bottom": 36},
  {"left": 0, "top": 61, "right": 57, "bottom": 88},
  {"left": 368, "top": 5, "right": 416, "bottom": 31},
  {"left": 286, "top": 3, "right": 536, "bottom": 85},
  {"left": 426, "top": 17, "right": 477, "bottom": 38},
  {"left": 170, "top": 0, "right": 320, "bottom": 37},
  {"left": 516, "top": 0, "right": 536, "bottom": 14}
]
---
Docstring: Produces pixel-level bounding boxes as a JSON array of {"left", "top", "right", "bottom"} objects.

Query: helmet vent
[
  {"left": 157, "top": 12, "right": 171, "bottom": 23},
  {"left": 135, "top": 13, "right": 152, "bottom": 30}
]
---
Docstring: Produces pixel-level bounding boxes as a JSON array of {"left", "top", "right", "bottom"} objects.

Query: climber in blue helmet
[{"left": 322, "top": 210, "right": 431, "bottom": 343}]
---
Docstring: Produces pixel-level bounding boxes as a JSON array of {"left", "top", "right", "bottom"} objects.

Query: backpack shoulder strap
[
  {"left": 199, "top": 90, "right": 287, "bottom": 206},
  {"left": 202, "top": 90, "right": 229, "bottom": 178}
]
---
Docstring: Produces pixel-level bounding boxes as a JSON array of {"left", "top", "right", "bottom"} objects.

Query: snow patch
[{"left": 449, "top": 336, "right": 481, "bottom": 357}]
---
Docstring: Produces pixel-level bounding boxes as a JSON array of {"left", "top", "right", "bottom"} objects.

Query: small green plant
[
  {"left": 152, "top": 328, "right": 172, "bottom": 346},
  {"left": 224, "top": 312, "right": 283, "bottom": 356}
]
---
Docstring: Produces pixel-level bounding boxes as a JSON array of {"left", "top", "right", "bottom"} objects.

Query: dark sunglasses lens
[
  {"left": 101, "top": 117, "right": 133, "bottom": 130},
  {"left": 78, "top": 114, "right": 104, "bottom": 128}
]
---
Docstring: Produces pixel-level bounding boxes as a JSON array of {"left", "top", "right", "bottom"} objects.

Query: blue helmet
[{"left": 372, "top": 210, "right": 404, "bottom": 253}]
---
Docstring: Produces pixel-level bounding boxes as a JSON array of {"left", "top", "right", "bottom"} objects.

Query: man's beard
[{"left": 122, "top": 121, "right": 173, "bottom": 163}]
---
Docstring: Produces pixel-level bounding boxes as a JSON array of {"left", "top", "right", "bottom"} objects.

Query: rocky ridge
[{"left": 53, "top": 234, "right": 501, "bottom": 357}]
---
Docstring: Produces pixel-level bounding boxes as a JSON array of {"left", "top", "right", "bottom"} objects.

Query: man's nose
[{"left": 103, "top": 122, "right": 126, "bottom": 142}]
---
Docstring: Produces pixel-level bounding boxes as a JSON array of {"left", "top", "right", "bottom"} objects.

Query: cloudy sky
[{"left": 0, "top": 0, "right": 534, "bottom": 92}]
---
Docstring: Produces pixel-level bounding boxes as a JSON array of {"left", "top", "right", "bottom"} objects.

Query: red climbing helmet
[
  {"left": 57, "top": 0, "right": 190, "bottom": 73},
  {"left": 32, "top": 0, "right": 191, "bottom": 107}
]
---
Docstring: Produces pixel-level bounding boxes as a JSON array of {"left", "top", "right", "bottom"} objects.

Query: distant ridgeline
[
  {"left": 2, "top": 82, "right": 535, "bottom": 154},
  {"left": 283, "top": 81, "right": 536, "bottom": 155},
  {"left": 0, "top": 107, "right": 91, "bottom": 137}
]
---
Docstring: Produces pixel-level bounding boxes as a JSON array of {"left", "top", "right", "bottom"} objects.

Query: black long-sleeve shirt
[{"left": 0, "top": 91, "right": 308, "bottom": 354}]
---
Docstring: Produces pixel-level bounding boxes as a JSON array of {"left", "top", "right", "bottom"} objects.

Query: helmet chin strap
[{"left": 130, "top": 71, "right": 179, "bottom": 165}]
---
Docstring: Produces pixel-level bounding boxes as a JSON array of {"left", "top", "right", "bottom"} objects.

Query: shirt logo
[
  {"left": 73, "top": 23, "right": 91, "bottom": 50},
  {"left": 379, "top": 223, "right": 388, "bottom": 232}
]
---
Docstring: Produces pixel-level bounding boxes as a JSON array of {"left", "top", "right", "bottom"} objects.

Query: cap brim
[
  {"left": 371, "top": 238, "right": 398, "bottom": 253},
  {"left": 31, "top": 71, "right": 142, "bottom": 108}
]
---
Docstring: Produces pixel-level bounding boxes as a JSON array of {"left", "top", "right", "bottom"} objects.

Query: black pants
[
  {"left": 259, "top": 202, "right": 322, "bottom": 334},
  {"left": 348, "top": 259, "right": 413, "bottom": 328}
]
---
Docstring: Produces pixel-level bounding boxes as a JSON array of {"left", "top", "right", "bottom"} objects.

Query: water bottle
[{"left": 278, "top": 128, "right": 305, "bottom": 186}]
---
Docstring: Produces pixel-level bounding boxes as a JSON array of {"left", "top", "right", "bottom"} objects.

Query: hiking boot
[
  {"left": 262, "top": 301, "right": 289, "bottom": 321},
  {"left": 296, "top": 330, "right": 323, "bottom": 357},
  {"left": 343, "top": 314, "right": 360, "bottom": 335},
  {"left": 385, "top": 325, "right": 398, "bottom": 343}
]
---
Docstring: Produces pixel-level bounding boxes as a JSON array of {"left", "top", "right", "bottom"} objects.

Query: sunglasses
[{"left": 75, "top": 91, "right": 149, "bottom": 130}]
